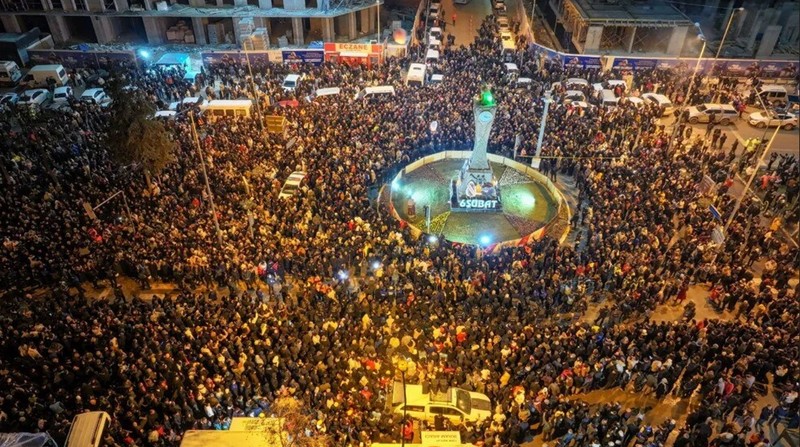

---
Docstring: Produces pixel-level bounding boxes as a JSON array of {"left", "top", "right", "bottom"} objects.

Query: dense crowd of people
[{"left": 0, "top": 16, "right": 798, "bottom": 447}]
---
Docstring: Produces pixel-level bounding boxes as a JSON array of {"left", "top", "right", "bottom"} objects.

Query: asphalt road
[{"left": 658, "top": 109, "right": 799, "bottom": 157}]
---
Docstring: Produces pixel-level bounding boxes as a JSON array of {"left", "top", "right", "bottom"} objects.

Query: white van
[
  {"left": 313, "top": 87, "right": 341, "bottom": 99},
  {"left": 0, "top": 60, "right": 22, "bottom": 86},
  {"left": 600, "top": 89, "right": 618, "bottom": 107},
  {"left": 756, "top": 85, "right": 788, "bottom": 106},
  {"left": 65, "top": 411, "right": 111, "bottom": 447},
  {"left": 169, "top": 96, "right": 204, "bottom": 111},
  {"left": 642, "top": 93, "right": 674, "bottom": 116},
  {"left": 392, "top": 383, "right": 492, "bottom": 425},
  {"left": 282, "top": 73, "right": 302, "bottom": 91},
  {"left": 429, "top": 27, "right": 442, "bottom": 40},
  {"left": 201, "top": 99, "right": 253, "bottom": 118},
  {"left": 23, "top": 64, "right": 69, "bottom": 87},
  {"left": 425, "top": 49, "right": 440, "bottom": 65},
  {"left": 354, "top": 85, "right": 396, "bottom": 100},
  {"left": 406, "top": 63, "right": 426, "bottom": 87}
]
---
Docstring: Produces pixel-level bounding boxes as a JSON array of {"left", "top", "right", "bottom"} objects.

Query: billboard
[
  {"left": 200, "top": 51, "right": 278, "bottom": 66},
  {"left": 282, "top": 49, "right": 324, "bottom": 65},
  {"left": 563, "top": 54, "right": 603, "bottom": 69},
  {"left": 27, "top": 49, "right": 136, "bottom": 69}
]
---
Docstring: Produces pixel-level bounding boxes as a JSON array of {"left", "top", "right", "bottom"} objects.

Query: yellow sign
[{"left": 266, "top": 115, "right": 287, "bottom": 133}]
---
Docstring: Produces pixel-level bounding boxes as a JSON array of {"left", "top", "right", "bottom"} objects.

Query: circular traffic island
[{"left": 384, "top": 152, "right": 569, "bottom": 248}]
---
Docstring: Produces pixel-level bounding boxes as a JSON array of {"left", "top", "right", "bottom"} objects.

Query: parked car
[
  {"left": 18, "top": 89, "right": 50, "bottom": 106},
  {"left": 429, "top": 3, "right": 440, "bottom": 19},
  {"left": 279, "top": 171, "right": 307, "bottom": 199},
  {"left": 686, "top": 103, "right": 738, "bottom": 124},
  {"left": 52, "top": 86, "right": 74, "bottom": 103},
  {"left": 642, "top": 93, "right": 674, "bottom": 116},
  {"left": 747, "top": 111, "right": 797, "bottom": 130},
  {"left": 0, "top": 92, "right": 19, "bottom": 106},
  {"left": 80, "top": 88, "right": 109, "bottom": 105}
]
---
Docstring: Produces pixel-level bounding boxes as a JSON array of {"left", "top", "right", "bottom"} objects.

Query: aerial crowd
[{"left": 0, "top": 16, "right": 798, "bottom": 447}]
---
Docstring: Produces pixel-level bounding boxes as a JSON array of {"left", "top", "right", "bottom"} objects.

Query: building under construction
[
  {"left": 0, "top": 0, "right": 381, "bottom": 46},
  {"left": 543, "top": 0, "right": 693, "bottom": 55}
]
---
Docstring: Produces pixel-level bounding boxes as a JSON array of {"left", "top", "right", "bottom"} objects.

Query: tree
[
  {"left": 105, "top": 77, "right": 176, "bottom": 177},
  {"left": 265, "top": 396, "right": 332, "bottom": 447}
]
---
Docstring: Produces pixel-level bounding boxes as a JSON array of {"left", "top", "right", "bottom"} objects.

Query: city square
[{"left": 0, "top": 0, "right": 799, "bottom": 446}]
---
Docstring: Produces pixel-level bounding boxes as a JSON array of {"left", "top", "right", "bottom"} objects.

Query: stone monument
[{"left": 451, "top": 85, "right": 502, "bottom": 212}]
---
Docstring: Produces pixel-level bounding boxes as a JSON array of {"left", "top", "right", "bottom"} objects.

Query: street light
[
  {"left": 376, "top": 0, "right": 381, "bottom": 42},
  {"left": 397, "top": 359, "right": 409, "bottom": 446},
  {"left": 715, "top": 7, "right": 745, "bottom": 59},
  {"left": 532, "top": 91, "right": 552, "bottom": 169},
  {"left": 668, "top": 25, "right": 706, "bottom": 151}
]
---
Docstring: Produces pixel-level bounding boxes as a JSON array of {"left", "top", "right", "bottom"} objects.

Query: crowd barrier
[{"left": 530, "top": 42, "right": 798, "bottom": 81}]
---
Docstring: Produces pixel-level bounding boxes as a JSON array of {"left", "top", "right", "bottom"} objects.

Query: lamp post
[
  {"left": 188, "top": 111, "right": 223, "bottom": 245},
  {"left": 669, "top": 24, "right": 706, "bottom": 152},
  {"left": 397, "top": 359, "right": 409, "bottom": 446},
  {"left": 376, "top": 0, "right": 381, "bottom": 42},
  {"left": 715, "top": 7, "right": 744, "bottom": 59},
  {"left": 532, "top": 91, "right": 552, "bottom": 169}
]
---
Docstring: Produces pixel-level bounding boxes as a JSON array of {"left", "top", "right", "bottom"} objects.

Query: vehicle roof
[
  {"left": 54, "top": 86, "right": 71, "bottom": 92},
  {"left": 566, "top": 78, "right": 589, "bottom": 85},
  {"left": 82, "top": 88, "right": 104, "bottom": 94},
  {"left": 504, "top": 63, "right": 519, "bottom": 70},
  {"left": 315, "top": 87, "right": 341, "bottom": 96},
  {"left": 409, "top": 63, "right": 426, "bottom": 71},
  {"left": 696, "top": 103, "right": 737, "bottom": 109},
  {"left": 28, "top": 64, "right": 63, "bottom": 71},
  {"left": 425, "top": 49, "right": 440, "bottom": 59},
  {"left": 284, "top": 74, "right": 301, "bottom": 81},
  {"left": 431, "top": 74, "right": 444, "bottom": 81},
  {"left": 757, "top": 84, "right": 786, "bottom": 92},
  {"left": 364, "top": 85, "right": 395, "bottom": 93},
  {"left": 565, "top": 90, "right": 584, "bottom": 96}
]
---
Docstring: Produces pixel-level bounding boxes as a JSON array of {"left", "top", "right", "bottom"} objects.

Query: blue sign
[
  {"left": 563, "top": 54, "right": 602, "bottom": 69},
  {"left": 282, "top": 50, "right": 324, "bottom": 66},
  {"left": 201, "top": 51, "right": 272, "bottom": 66}
]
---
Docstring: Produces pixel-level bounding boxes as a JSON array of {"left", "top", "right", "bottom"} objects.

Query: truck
[{"left": 391, "top": 382, "right": 492, "bottom": 426}]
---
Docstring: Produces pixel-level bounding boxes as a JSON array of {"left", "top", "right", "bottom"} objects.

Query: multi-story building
[
  {"left": 542, "top": 0, "right": 800, "bottom": 58},
  {"left": 0, "top": 0, "right": 382, "bottom": 46}
]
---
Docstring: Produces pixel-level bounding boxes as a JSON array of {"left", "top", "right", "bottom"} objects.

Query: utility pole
[
  {"left": 189, "top": 111, "right": 223, "bottom": 245},
  {"left": 532, "top": 92, "right": 551, "bottom": 169},
  {"left": 723, "top": 123, "right": 781, "bottom": 235},
  {"left": 243, "top": 51, "right": 270, "bottom": 148},
  {"left": 669, "top": 25, "right": 706, "bottom": 151}
]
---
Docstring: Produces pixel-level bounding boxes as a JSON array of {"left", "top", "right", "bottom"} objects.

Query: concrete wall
[
  {"left": 666, "top": 25, "right": 688, "bottom": 56},
  {"left": 756, "top": 24, "right": 781, "bottom": 58},
  {"left": 92, "top": 16, "right": 126, "bottom": 43},
  {"left": 283, "top": 0, "right": 304, "bottom": 11},
  {"left": 1, "top": 15, "right": 24, "bottom": 33},
  {"left": 584, "top": 25, "right": 602, "bottom": 52},
  {"left": 46, "top": 15, "right": 71, "bottom": 43},
  {"left": 143, "top": 16, "right": 167, "bottom": 44}
]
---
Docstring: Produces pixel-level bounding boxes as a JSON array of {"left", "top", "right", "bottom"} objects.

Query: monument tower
[{"left": 451, "top": 86, "right": 502, "bottom": 212}]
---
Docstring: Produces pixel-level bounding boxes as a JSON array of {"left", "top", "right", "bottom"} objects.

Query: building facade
[{"left": 0, "top": 0, "right": 382, "bottom": 46}]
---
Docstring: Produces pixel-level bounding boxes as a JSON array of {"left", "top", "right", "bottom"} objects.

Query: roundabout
[{"left": 384, "top": 152, "right": 568, "bottom": 247}]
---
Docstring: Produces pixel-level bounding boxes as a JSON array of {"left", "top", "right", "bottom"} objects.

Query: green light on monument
[{"left": 480, "top": 90, "right": 495, "bottom": 107}]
